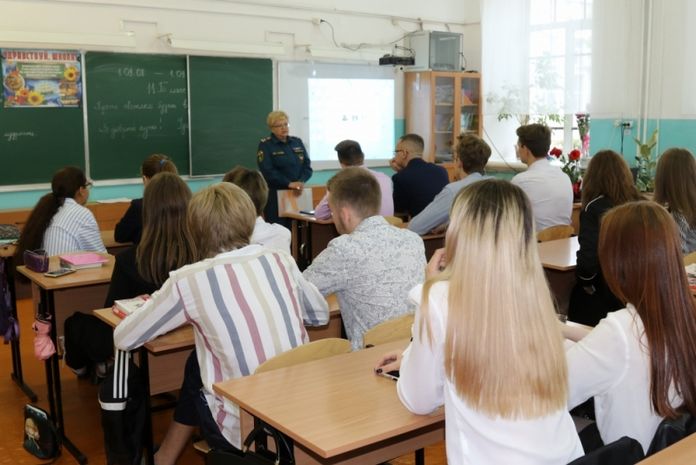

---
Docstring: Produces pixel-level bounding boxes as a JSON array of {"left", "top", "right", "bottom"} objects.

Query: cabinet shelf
[{"left": 405, "top": 71, "right": 482, "bottom": 163}]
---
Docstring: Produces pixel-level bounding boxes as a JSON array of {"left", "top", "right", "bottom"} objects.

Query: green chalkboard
[
  {"left": 189, "top": 56, "right": 272, "bottom": 175},
  {"left": 0, "top": 105, "right": 84, "bottom": 186},
  {"left": 85, "top": 52, "right": 189, "bottom": 180}
]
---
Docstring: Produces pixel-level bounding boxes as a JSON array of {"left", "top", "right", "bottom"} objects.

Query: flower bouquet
[{"left": 550, "top": 147, "right": 582, "bottom": 200}]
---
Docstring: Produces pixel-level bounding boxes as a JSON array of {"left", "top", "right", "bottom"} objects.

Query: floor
[{"left": 1, "top": 298, "right": 447, "bottom": 464}]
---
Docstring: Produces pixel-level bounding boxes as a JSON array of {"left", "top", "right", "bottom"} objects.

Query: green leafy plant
[{"left": 634, "top": 129, "right": 659, "bottom": 192}]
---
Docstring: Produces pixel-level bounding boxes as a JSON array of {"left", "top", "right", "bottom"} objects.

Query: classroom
[{"left": 2, "top": 0, "right": 696, "bottom": 464}]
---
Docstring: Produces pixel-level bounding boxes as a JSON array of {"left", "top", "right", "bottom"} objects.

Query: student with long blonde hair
[
  {"left": 565, "top": 201, "right": 696, "bottom": 452},
  {"left": 376, "top": 179, "right": 583, "bottom": 464}
]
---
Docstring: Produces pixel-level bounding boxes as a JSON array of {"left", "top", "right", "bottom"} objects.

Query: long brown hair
[
  {"left": 421, "top": 179, "right": 567, "bottom": 418},
  {"left": 599, "top": 201, "right": 696, "bottom": 418},
  {"left": 654, "top": 148, "right": 696, "bottom": 227},
  {"left": 136, "top": 173, "right": 196, "bottom": 285},
  {"left": 15, "top": 166, "right": 87, "bottom": 263},
  {"left": 581, "top": 150, "right": 643, "bottom": 207}
]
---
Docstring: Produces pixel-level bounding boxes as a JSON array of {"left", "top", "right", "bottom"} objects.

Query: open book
[{"left": 112, "top": 296, "right": 149, "bottom": 319}]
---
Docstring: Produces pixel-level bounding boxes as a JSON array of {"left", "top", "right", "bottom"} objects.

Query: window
[{"left": 528, "top": 0, "right": 592, "bottom": 151}]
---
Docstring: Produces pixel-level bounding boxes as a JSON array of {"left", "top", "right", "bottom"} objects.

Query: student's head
[
  {"left": 141, "top": 153, "right": 178, "bottom": 184},
  {"left": 267, "top": 110, "right": 289, "bottom": 141},
  {"left": 16, "top": 166, "right": 90, "bottom": 262},
  {"left": 137, "top": 172, "right": 195, "bottom": 286},
  {"left": 422, "top": 179, "right": 567, "bottom": 419},
  {"left": 654, "top": 148, "right": 696, "bottom": 226},
  {"left": 515, "top": 124, "right": 551, "bottom": 162},
  {"left": 581, "top": 150, "right": 642, "bottom": 207},
  {"left": 599, "top": 201, "right": 696, "bottom": 418},
  {"left": 454, "top": 133, "right": 491, "bottom": 175},
  {"left": 327, "top": 167, "right": 381, "bottom": 234},
  {"left": 394, "top": 133, "right": 425, "bottom": 168},
  {"left": 223, "top": 166, "right": 269, "bottom": 216},
  {"left": 188, "top": 183, "right": 256, "bottom": 259},
  {"left": 334, "top": 139, "right": 365, "bottom": 167},
  {"left": 52, "top": 166, "right": 90, "bottom": 204}
]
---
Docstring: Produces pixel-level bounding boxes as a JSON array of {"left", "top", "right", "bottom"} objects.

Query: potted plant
[
  {"left": 550, "top": 147, "right": 582, "bottom": 201},
  {"left": 633, "top": 129, "right": 659, "bottom": 192}
]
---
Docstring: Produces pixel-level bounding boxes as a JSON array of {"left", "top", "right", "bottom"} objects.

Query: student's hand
[
  {"left": 375, "top": 350, "right": 402, "bottom": 374},
  {"left": 288, "top": 181, "right": 304, "bottom": 190},
  {"left": 390, "top": 157, "right": 403, "bottom": 172},
  {"left": 426, "top": 248, "right": 446, "bottom": 279}
]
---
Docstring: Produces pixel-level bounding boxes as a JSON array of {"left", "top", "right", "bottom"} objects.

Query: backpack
[{"left": 99, "top": 349, "right": 146, "bottom": 465}]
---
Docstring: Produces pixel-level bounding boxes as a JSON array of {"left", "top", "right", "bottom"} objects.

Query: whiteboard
[{"left": 278, "top": 61, "right": 400, "bottom": 169}]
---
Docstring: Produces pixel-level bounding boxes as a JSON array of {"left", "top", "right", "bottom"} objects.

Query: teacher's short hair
[
  {"left": 267, "top": 111, "right": 289, "bottom": 127},
  {"left": 327, "top": 167, "right": 380, "bottom": 220}
]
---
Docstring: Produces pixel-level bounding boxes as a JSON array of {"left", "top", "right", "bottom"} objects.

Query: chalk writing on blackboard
[{"left": 4, "top": 131, "right": 36, "bottom": 142}]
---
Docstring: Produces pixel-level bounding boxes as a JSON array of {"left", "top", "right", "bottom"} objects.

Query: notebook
[
  {"left": 58, "top": 252, "right": 108, "bottom": 270},
  {"left": 112, "top": 296, "right": 149, "bottom": 319}
]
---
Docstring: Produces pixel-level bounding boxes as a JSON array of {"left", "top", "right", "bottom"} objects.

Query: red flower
[
  {"left": 549, "top": 147, "right": 563, "bottom": 158},
  {"left": 569, "top": 149, "right": 581, "bottom": 161}
]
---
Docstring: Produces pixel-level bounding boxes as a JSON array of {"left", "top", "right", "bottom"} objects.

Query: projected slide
[{"left": 308, "top": 78, "right": 394, "bottom": 162}]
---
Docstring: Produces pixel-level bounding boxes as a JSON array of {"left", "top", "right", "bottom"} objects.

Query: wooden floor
[{"left": 1, "top": 298, "right": 446, "bottom": 464}]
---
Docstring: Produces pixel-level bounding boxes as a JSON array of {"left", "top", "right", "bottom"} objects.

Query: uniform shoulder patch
[{"left": 260, "top": 136, "right": 271, "bottom": 142}]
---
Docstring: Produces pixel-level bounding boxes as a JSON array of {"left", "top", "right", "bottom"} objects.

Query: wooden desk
[
  {"left": 16, "top": 253, "right": 114, "bottom": 464},
  {"left": 538, "top": 237, "right": 579, "bottom": 317},
  {"left": 100, "top": 229, "right": 132, "bottom": 255},
  {"left": 282, "top": 212, "right": 337, "bottom": 268},
  {"left": 538, "top": 236, "right": 579, "bottom": 271},
  {"left": 638, "top": 433, "right": 696, "bottom": 464},
  {"left": 213, "top": 340, "right": 444, "bottom": 464}
]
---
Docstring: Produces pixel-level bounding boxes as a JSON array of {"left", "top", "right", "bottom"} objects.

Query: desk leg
[
  {"left": 40, "top": 288, "right": 88, "bottom": 464},
  {"left": 140, "top": 347, "right": 155, "bottom": 465},
  {"left": 5, "top": 259, "right": 38, "bottom": 401}
]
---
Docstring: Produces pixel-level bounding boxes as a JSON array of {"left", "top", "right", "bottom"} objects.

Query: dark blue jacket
[{"left": 392, "top": 158, "right": 449, "bottom": 217}]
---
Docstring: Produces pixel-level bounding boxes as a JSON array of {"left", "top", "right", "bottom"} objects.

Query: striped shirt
[
  {"left": 43, "top": 198, "right": 106, "bottom": 255},
  {"left": 113, "top": 244, "right": 329, "bottom": 448}
]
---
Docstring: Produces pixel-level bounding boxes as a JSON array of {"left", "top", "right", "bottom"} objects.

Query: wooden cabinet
[{"left": 405, "top": 71, "right": 482, "bottom": 162}]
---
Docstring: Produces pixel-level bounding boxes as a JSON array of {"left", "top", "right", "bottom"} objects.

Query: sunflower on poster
[
  {"left": 63, "top": 66, "right": 79, "bottom": 81},
  {"left": 27, "top": 91, "right": 44, "bottom": 106}
]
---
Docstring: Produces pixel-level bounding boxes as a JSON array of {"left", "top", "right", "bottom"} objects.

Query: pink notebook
[{"left": 59, "top": 253, "right": 108, "bottom": 269}]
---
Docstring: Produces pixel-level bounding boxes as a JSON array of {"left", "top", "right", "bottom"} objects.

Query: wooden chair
[
  {"left": 254, "top": 337, "right": 351, "bottom": 374},
  {"left": 684, "top": 251, "right": 696, "bottom": 266},
  {"left": 363, "top": 313, "right": 414, "bottom": 348},
  {"left": 194, "top": 338, "right": 351, "bottom": 457},
  {"left": 537, "top": 224, "right": 575, "bottom": 242},
  {"left": 384, "top": 215, "right": 405, "bottom": 227}
]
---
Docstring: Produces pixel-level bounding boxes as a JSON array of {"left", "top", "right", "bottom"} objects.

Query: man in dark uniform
[{"left": 257, "top": 110, "right": 313, "bottom": 228}]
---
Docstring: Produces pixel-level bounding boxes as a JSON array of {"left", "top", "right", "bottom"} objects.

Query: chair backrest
[
  {"left": 384, "top": 216, "right": 405, "bottom": 227},
  {"left": 567, "top": 436, "right": 644, "bottom": 465},
  {"left": 363, "top": 313, "right": 414, "bottom": 348},
  {"left": 537, "top": 224, "right": 575, "bottom": 242},
  {"left": 684, "top": 251, "right": 696, "bottom": 266},
  {"left": 254, "top": 338, "right": 351, "bottom": 374},
  {"left": 646, "top": 411, "right": 696, "bottom": 456}
]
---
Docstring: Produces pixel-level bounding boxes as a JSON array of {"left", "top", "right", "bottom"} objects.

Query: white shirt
[
  {"left": 398, "top": 283, "right": 584, "bottom": 465},
  {"left": 566, "top": 305, "right": 679, "bottom": 452},
  {"left": 511, "top": 158, "right": 573, "bottom": 232},
  {"left": 43, "top": 198, "right": 106, "bottom": 255},
  {"left": 251, "top": 216, "right": 291, "bottom": 254}
]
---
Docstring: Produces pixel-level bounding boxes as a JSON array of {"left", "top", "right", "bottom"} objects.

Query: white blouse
[
  {"left": 566, "top": 305, "right": 680, "bottom": 452},
  {"left": 398, "top": 283, "right": 583, "bottom": 465}
]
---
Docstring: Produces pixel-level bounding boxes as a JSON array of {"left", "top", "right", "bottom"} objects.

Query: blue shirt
[{"left": 408, "top": 172, "right": 486, "bottom": 235}]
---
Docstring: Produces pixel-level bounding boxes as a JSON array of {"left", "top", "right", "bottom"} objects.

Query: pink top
[{"left": 314, "top": 166, "right": 394, "bottom": 220}]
